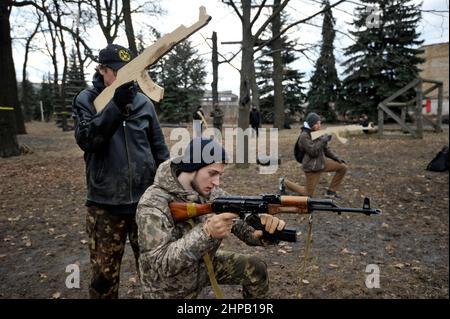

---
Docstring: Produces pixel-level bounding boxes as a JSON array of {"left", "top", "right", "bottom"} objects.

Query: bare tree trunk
[
  {"left": 237, "top": 0, "right": 253, "bottom": 168},
  {"left": 54, "top": 0, "right": 68, "bottom": 107},
  {"left": 44, "top": 15, "right": 60, "bottom": 122},
  {"left": 12, "top": 96, "right": 26, "bottom": 134},
  {"left": 211, "top": 31, "right": 219, "bottom": 110},
  {"left": 21, "top": 13, "right": 42, "bottom": 122},
  {"left": 94, "top": 0, "right": 120, "bottom": 44},
  {"left": 0, "top": 2, "right": 20, "bottom": 156},
  {"left": 272, "top": 0, "right": 284, "bottom": 129},
  {"left": 7, "top": 5, "right": 25, "bottom": 136},
  {"left": 249, "top": 51, "right": 260, "bottom": 110},
  {"left": 122, "top": 0, "right": 137, "bottom": 57},
  {"left": 44, "top": 13, "right": 59, "bottom": 100},
  {"left": 74, "top": 1, "right": 84, "bottom": 74},
  {"left": 73, "top": 0, "right": 89, "bottom": 76}
]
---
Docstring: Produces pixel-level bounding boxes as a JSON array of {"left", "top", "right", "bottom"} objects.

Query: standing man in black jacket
[
  {"left": 72, "top": 44, "right": 169, "bottom": 298},
  {"left": 249, "top": 106, "right": 261, "bottom": 137}
]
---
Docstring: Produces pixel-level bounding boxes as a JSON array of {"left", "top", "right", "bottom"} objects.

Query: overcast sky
[{"left": 12, "top": 0, "right": 449, "bottom": 95}]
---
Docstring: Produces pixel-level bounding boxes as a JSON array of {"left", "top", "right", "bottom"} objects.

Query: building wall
[{"left": 419, "top": 42, "right": 449, "bottom": 100}]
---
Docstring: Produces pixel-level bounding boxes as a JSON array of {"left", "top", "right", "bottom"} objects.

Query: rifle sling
[
  {"left": 296, "top": 215, "right": 314, "bottom": 298},
  {"left": 186, "top": 219, "right": 223, "bottom": 299}
]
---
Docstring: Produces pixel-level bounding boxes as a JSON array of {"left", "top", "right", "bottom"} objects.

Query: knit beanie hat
[
  {"left": 177, "top": 137, "right": 228, "bottom": 172},
  {"left": 305, "top": 112, "right": 321, "bottom": 128}
]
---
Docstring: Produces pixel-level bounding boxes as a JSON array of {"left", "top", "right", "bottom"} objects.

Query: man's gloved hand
[
  {"left": 319, "top": 134, "right": 332, "bottom": 143},
  {"left": 113, "top": 81, "right": 136, "bottom": 114},
  {"left": 253, "top": 214, "right": 286, "bottom": 239}
]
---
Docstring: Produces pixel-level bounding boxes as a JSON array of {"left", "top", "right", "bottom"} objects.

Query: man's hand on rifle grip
[
  {"left": 254, "top": 214, "right": 286, "bottom": 238},
  {"left": 203, "top": 213, "right": 239, "bottom": 239}
]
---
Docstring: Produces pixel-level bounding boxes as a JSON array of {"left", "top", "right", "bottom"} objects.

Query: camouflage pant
[
  {"left": 86, "top": 206, "right": 139, "bottom": 299},
  {"left": 211, "top": 250, "right": 269, "bottom": 299}
]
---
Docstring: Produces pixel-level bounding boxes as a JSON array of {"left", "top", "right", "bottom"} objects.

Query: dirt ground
[{"left": 0, "top": 121, "right": 448, "bottom": 299}]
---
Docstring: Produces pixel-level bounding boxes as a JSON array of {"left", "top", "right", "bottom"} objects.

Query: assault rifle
[{"left": 169, "top": 195, "right": 381, "bottom": 243}]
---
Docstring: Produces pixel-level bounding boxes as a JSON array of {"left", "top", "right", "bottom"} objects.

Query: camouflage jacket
[
  {"left": 136, "top": 159, "right": 265, "bottom": 298},
  {"left": 298, "top": 127, "right": 340, "bottom": 172}
]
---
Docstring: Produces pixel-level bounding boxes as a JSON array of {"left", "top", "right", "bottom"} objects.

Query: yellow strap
[
  {"left": 296, "top": 215, "right": 313, "bottom": 298},
  {"left": 186, "top": 203, "right": 198, "bottom": 218},
  {"left": 202, "top": 251, "right": 224, "bottom": 299},
  {"left": 0, "top": 106, "right": 15, "bottom": 111},
  {"left": 186, "top": 219, "right": 223, "bottom": 299}
]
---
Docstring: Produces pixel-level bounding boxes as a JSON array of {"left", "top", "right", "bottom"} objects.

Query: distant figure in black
[{"left": 249, "top": 106, "right": 261, "bottom": 137}]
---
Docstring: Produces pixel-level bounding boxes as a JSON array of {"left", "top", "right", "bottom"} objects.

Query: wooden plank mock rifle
[
  {"left": 93, "top": 6, "right": 211, "bottom": 112},
  {"left": 169, "top": 195, "right": 381, "bottom": 242},
  {"left": 311, "top": 124, "right": 375, "bottom": 144}
]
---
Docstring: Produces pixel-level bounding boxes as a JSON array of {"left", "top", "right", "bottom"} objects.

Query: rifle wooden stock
[
  {"left": 169, "top": 202, "right": 213, "bottom": 222},
  {"left": 93, "top": 7, "right": 211, "bottom": 112}
]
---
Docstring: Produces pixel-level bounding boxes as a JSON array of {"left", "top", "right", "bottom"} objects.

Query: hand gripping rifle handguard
[{"left": 169, "top": 195, "right": 381, "bottom": 243}]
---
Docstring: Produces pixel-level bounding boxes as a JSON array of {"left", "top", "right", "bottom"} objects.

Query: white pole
[{"left": 40, "top": 101, "right": 44, "bottom": 122}]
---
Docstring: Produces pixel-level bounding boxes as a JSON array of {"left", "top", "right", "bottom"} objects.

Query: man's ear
[{"left": 97, "top": 67, "right": 106, "bottom": 76}]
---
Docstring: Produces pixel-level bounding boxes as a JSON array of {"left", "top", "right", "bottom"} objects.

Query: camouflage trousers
[
  {"left": 86, "top": 206, "right": 139, "bottom": 299},
  {"left": 209, "top": 250, "right": 269, "bottom": 299}
]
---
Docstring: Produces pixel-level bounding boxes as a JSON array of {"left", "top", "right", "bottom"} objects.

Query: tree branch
[
  {"left": 255, "top": 0, "right": 347, "bottom": 52},
  {"left": 224, "top": 0, "right": 243, "bottom": 22},
  {"left": 253, "top": 0, "right": 290, "bottom": 40},
  {"left": 12, "top": 0, "right": 96, "bottom": 60},
  {"left": 218, "top": 49, "right": 241, "bottom": 70},
  {"left": 250, "top": 0, "right": 267, "bottom": 27}
]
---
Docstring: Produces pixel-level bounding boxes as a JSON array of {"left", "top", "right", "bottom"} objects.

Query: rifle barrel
[
  {"left": 311, "top": 206, "right": 381, "bottom": 215},
  {"left": 308, "top": 197, "right": 381, "bottom": 215}
]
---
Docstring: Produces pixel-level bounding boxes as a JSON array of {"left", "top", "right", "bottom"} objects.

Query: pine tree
[
  {"left": 66, "top": 48, "right": 86, "bottom": 91},
  {"left": 60, "top": 48, "right": 86, "bottom": 130},
  {"left": 156, "top": 40, "right": 207, "bottom": 123},
  {"left": 306, "top": 0, "right": 341, "bottom": 122},
  {"left": 20, "top": 78, "right": 39, "bottom": 121},
  {"left": 256, "top": 23, "right": 306, "bottom": 124},
  {"left": 38, "top": 73, "right": 55, "bottom": 122},
  {"left": 341, "top": 0, "right": 424, "bottom": 119}
]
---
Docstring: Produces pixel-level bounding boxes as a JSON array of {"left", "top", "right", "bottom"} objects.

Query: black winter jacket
[
  {"left": 72, "top": 73, "right": 169, "bottom": 207},
  {"left": 249, "top": 109, "right": 261, "bottom": 127}
]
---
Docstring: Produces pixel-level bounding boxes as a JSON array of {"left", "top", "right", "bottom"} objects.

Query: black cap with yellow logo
[{"left": 98, "top": 44, "right": 132, "bottom": 71}]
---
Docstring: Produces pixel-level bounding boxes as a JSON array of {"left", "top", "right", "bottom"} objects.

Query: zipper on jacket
[
  {"left": 123, "top": 120, "right": 133, "bottom": 202},
  {"left": 312, "top": 158, "right": 318, "bottom": 171}
]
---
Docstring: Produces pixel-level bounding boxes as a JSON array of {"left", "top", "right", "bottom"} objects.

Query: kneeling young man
[{"left": 136, "top": 137, "right": 286, "bottom": 298}]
